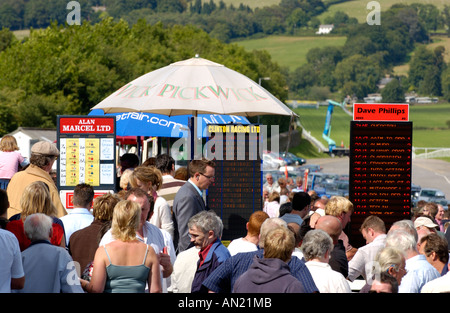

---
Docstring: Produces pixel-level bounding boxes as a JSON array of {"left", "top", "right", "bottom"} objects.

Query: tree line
[
  {"left": 1, "top": 0, "right": 328, "bottom": 41},
  {"left": 288, "top": 4, "right": 450, "bottom": 103},
  {"left": 0, "top": 1, "right": 450, "bottom": 134},
  {"left": 0, "top": 19, "right": 289, "bottom": 135}
]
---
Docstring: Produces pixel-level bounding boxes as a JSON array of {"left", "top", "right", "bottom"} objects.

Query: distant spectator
[
  {"left": 0, "top": 135, "right": 28, "bottom": 190},
  {"left": 263, "top": 191, "right": 280, "bottom": 218}
]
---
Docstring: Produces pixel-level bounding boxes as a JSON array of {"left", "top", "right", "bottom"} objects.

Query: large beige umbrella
[{"left": 91, "top": 56, "right": 294, "bottom": 118}]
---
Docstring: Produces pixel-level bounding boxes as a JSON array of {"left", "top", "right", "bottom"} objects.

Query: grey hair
[
  {"left": 259, "top": 217, "right": 287, "bottom": 248},
  {"left": 24, "top": 213, "right": 53, "bottom": 241},
  {"left": 388, "top": 219, "right": 418, "bottom": 242},
  {"left": 188, "top": 210, "right": 223, "bottom": 239},
  {"left": 301, "top": 229, "right": 333, "bottom": 261},
  {"left": 386, "top": 229, "right": 417, "bottom": 253}
]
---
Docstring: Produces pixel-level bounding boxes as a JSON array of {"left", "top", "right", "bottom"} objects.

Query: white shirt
[
  {"left": 348, "top": 234, "right": 386, "bottom": 282},
  {"left": 150, "top": 196, "right": 174, "bottom": 239},
  {"left": 60, "top": 208, "right": 94, "bottom": 246},
  {"left": 263, "top": 201, "right": 280, "bottom": 218},
  {"left": 399, "top": 254, "right": 440, "bottom": 293},
  {"left": 227, "top": 237, "right": 258, "bottom": 256},
  {"left": 0, "top": 229, "right": 24, "bottom": 293},
  {"left": 421, "top": 271, "right": 450, "bottom": 293},
  {"left": 169, "top": 246, "right": 200, "bottom": 293},
  {"left": 305, "top": 261, "right": 352, "bottom": 293}
]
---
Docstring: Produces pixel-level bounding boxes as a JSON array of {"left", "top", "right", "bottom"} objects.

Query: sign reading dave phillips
[{"left": 349, "top": 104, "right": 412, "bottom": 248}]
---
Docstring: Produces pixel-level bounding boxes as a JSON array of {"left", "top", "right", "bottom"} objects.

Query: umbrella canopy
[
  {"left": 91, "top": 56, "right": 294, "bottom": 117},
  {"left": 89, "top": 109, "right": 250, "bottom": 137}
]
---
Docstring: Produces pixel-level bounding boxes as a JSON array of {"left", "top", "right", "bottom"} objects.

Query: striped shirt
[
  {"left": 158, "top": 175, "right": 186, "bottom": 208},
  {"left": 202, "top": 248, "right": 319, "bottom": 293}
]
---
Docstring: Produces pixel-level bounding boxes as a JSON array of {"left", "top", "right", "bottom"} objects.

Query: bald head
[{"left": 315, "top": 215, "right": 342, "bottom": 244}]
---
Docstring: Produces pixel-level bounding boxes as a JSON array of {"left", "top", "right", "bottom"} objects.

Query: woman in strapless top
[{"left": 81, "top": 200, "right": 161, "bottom": 293}]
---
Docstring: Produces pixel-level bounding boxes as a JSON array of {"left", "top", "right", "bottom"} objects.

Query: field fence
[{"left": 413, "top": 147, "right": 450, "bottom": 159}]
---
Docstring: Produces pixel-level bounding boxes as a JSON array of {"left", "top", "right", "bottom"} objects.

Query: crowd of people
[{"left": 1, "top": 137, "right": 450, "bottom": 294}]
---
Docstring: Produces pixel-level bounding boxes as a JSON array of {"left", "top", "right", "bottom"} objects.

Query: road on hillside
[{"left": 310, "top": 157, "right": 450, "bottom": 200}]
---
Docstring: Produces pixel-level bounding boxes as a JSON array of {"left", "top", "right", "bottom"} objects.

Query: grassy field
[
  {"left": 290, "top": 103, "right": 450, "bottom": 158},
  {"left": 318, "top": 0, "right": 448, "bottom": 23},
  {"left": 235, "top": 35, "right": 347, "bottom": 70}
]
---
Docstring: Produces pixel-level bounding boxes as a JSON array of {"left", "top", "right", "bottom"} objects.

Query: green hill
[
  {"left": 235, "top": 35, "right": 347, "bottom": 71},
  {"left": 318, "top": 0, "right": 448, "bottom": 23}
]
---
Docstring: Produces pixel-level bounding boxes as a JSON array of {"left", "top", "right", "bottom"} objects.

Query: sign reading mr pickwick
[
  {"left": 57, "top": 116, "right": 116, "bottom": 209},
  {"left": 349, "top": 104, "right": 412, "bottom": 248}
]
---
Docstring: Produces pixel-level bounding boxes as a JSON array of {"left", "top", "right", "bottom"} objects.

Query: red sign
[
  {"left": 353, "top": 103, "right": 409, "bottom": 121},
  {"left": 65, "top": 192, "right": 110, "bottom": 209},
  {"left": 59, "top": 117, "right": 115, "bottom": 134}
]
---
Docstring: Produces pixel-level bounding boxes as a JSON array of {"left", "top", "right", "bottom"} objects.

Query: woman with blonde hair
[
  {"left": 6, "top": 181, "right": 65, "bottom": 250},
  {"left": 130, "top": 166, "right": 174, "bottom": 238},
  {"left": 0, "top": 135, "right": 28, "bottom": 190},
  {"left": 81, "top": 200, "right": 161, "bottom": 293}
]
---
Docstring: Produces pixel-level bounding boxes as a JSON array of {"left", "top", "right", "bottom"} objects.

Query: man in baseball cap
[{"left": 7, "top": 141, "right": 66, "bottom": 219}]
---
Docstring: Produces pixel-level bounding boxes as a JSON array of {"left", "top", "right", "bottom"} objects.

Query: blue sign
[{"left": 89, "top": 109, "right": 250, "bottom": 138}]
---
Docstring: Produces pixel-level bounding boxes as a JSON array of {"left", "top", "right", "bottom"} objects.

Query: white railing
[{"left": 413, "top": 147, "right": 450, "bottom": 159}]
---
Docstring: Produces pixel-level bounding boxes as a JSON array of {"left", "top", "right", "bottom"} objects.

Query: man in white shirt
[
  {"left": 347, "top": 215, "right": 387, "bottom": 283},
  {"left": 263, "top": 173, "right": 280, "bottom": 194},
  {"left": 0, "top": 228, "right": 24, "bottom": 292},
  {"left": 60, "top": 183, "right": 94, "bottom": 246}
]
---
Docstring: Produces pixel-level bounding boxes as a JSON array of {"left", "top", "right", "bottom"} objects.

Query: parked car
[
  {"left": 280, "top": 152, "right": 306, "bottom": 166},
  {"left": 299, "top": 164, "right": 322, "bottom": 173},
  {"left": 413, "top": 188, "right": 449, "bottom": 206},
  {"left": 263, "top": 151, "right": 287, "bottom": 168}
]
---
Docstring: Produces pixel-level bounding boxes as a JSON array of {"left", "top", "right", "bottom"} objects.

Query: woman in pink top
[{"left": 0, "top": 136, "right": 28, "bottom": 190}]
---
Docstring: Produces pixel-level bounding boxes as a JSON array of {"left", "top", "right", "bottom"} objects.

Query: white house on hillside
[{"left": 316, "top": 24, "right": 334, "bottom": 34}]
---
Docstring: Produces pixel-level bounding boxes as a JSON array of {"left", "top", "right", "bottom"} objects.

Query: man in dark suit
[{"left": 173, "top": 158, "right": 215, "bottom": 254}]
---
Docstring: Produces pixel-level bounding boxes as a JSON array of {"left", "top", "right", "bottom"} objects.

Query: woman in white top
[
  {"left": 302, "top": 229, "right": 352, "bottom": 293},
  {"left": 130, "top": 166, "right": 174, "bottom": 238}
]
